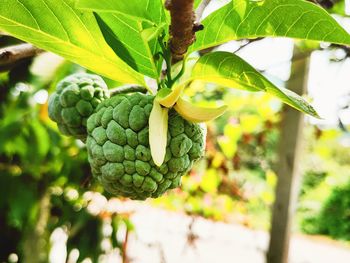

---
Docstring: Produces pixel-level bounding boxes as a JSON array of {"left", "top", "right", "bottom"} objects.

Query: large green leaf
[
  {"left": 0, "top": 0, "right": 145, "bottom": 85},
  {"left": 191, "top": 0, "right": 350, "bottom": 52},
  {"left": 95, "top": 13, "right": 159, "bottom": 78},
  {"left": 76, "top": 0, "right": 165, "bottom": 25},
  {"left": 76, "top": 0, "right": 166, "bottom": 78},
  {"left": 189, "top": 51, "right": 319, "bottom": 117}
]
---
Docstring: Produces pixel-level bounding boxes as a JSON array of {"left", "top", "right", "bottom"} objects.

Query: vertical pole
[{"left": 266, "top": 47, "right": 310, "bottom": 263}]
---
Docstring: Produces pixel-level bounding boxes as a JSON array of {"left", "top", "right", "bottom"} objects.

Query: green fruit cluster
[
  {"left": 86, "top": 93, "right": 206, "bottom": 200},
  {"left": 48, "top": 73, "right": 110, "bottom": 141}
]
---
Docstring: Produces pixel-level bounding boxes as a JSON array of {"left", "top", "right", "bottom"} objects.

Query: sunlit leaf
[
  {"left": 95, "top": 13, "right": 158, "bottom": 78},
  {"left": 218, "top": 123, "right": 241, "bottom": 158},
  {"left": 76, "top": 0, "right": 166, "bottom": 24},
  {"left": 200, "top": 169, "right": 220, "bottom": 194},
  {"left": 0, "top": 0, "right": 145, "bottom": 85},
  {"left": 190, "top": 51, "right": 319, "bottom": 117},
  {"left": 190, "top": 0, "right": 350, "bottom": 52},
  {"left": 266, "top": 170, "right": 277, "bottom": 188},
  {"left": 240, "top": 114, "right": 262, "bottom": 133},
  {"left": 77, "top": 0, "right": 167, "bottom": 78},
  {"left": 141, "top": 22, "right": 167, "bottom": 42},
  {"left": 218, "top": 136, "right": 238, "bottom": 159}
]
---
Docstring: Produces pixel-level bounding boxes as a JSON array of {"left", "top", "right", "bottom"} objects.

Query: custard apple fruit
[
  {"left": 48, "top": 73, "right": 110, "bottom": 141},
  {"left": 86, "top": 92, "right": 206, "bottom": 200}
]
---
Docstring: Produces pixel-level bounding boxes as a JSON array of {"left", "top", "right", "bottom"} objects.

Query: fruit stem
[
  {"left": 171, "top": 57, "right": 187, "bottom": 84},
  {"left": 158, "top": 37, "right": 174, "bottom": 88},
  {"left": 110, "top": 86, "right": 148, "bottom": 96}
]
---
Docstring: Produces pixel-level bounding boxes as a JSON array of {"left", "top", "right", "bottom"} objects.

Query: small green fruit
[{"left": 48, "top": 73, "right": 110, "bottom": 141}]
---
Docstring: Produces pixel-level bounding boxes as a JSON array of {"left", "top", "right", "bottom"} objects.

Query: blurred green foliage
[
  {"left": 153, "top": 83, "right": 281, "bottom": 228},
  {"left": 0, "top": 45, "right": 132, "bottom": 262},
  {"left": 155, "top": 82, "right": 350, "bottom": 238},
  {"left": 298, "top": 129, "right": 350, "bottom": 241},
  {"left": 317, "top": 182, "right": 350, "bottom": 240}
]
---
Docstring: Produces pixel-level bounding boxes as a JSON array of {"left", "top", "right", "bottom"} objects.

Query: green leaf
[
  {"left": 190, "top": 51, "right": 319, "bottom": 117},
  {"left": 76, "top": 0, "right": 167, "bottom": 78},
  {"left": 141, "top": 23, "right": 167, "bottom": 42},
  {"left": 95, "top": 13, "right": 158, "bottom": 78},
  {"left": 191, "top": 0, "right": 350, "bottom": 52},
  {"left": 76, "top": 0, "right": 166, "bottom": 25},
  {"left": 195, "top": 0, "right": 203, "bottom": 9},
  {"left": 28, "top": 120, "right": 50, "bottom": 161},
  {"left": 329, "top": 0, "right": 346, "bottom": 16},
  {"left": 0, "top": 0, "right": 145, "bottom": 85},
  {"left": 8, "top": 181, "right": 37, "bottom": 229}
]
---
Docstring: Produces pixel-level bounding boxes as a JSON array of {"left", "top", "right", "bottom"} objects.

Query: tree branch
[
  {"left": 196, "top": 0, "right": 211, "bottom": 22},
  {"left": 0, "top": 44, "right": 43, "bottom": 71},
  {"left": 233, "top": 38, "right": 264, "bottom": 54},
  {"left": 166, "top": 0, "right": 199, "bottom": 63}
]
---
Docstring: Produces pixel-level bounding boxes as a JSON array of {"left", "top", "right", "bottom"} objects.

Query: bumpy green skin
[
  {"left": 48, "top": 73, "right": 110, "bottom": 141},
  {"left": 86, "top": 93, "right": 206, "bottom": 200}
]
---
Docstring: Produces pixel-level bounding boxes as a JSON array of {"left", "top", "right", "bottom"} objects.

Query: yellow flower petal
[
  {"left": 156, "top": 83, "right": 185, "bottom": 108},
  {"left": 149, "top": 100, "right": 169, "bottom": 166},
  {"left": 174, "top": 97, "right": 227, "bottom": 123}
]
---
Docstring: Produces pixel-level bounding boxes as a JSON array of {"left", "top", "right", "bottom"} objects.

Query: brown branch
[
  {"left": 166, "top": 0, "right": 199, "bottom": 64},
  {"left": 122, "top": 228, "right": 130, "bottom": 263},
  {"left": 0, "top": 43, "right": 43, "bottom": 71}
]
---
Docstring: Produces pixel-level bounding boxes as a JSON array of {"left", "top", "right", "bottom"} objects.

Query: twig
[
  {"left": 122, "top": 228, "right": 129, "bottom": 263},
  {"left": 80, "top": 174, "right": 92, "bottom": 189},
  {"left": 166, "top": 0, "right": 199, "bottom": 63},
  {"left": 109, "top": 86, "right": 148, "bottom": 96},
  {"left": 0, "top": 43, "right": 43, "bottom": 71},
  {"left": 308, "top": 0, "right": 338, "bottom": 9},
  {"left": 195, "top": 0, "right": 211, "bottom": 22},
  {"left": 233, "top": 38, "right": 264, "bottom": 54}
]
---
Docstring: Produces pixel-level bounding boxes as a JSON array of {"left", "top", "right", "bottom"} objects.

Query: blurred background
[{"left": 1, "top": 1, "right": 350, "bottom": 263}]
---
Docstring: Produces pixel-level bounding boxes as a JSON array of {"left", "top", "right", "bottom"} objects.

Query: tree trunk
[
  {"left": 266, "top": 47, "right": 311, "bottom": 263},
  {"left": 22, "top": 188, "right": 51, "bottom": 263}
]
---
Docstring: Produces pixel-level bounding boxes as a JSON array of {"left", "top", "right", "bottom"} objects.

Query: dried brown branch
[
  {"left": 166, "top": 0, "right": 199, "bottom": 63},
  {"left": 0, "top": 43, "right": 43, "bottom": 71}
]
